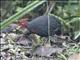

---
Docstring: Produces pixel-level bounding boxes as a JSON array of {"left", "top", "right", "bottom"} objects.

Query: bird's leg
[
  {"left": 42, "top": 37, "right": 51, "bottom": 47},
  {"left": 42, "top": 37, "right": 48, "bottom": 46}
]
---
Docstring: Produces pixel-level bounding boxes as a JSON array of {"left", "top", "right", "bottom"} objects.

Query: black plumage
[{"left": 24, "top": 15, "right": 61, "bottom": 37}]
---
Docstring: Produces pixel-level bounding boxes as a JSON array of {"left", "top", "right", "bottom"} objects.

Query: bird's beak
[{"left": 16, "top": 26, "right": 21, "bottom": 30}]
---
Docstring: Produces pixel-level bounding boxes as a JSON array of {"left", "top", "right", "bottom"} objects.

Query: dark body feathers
[{"left": 27, "top": 15, "right": 61, "bottom": 37}]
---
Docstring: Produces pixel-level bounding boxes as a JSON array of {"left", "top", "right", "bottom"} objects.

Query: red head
[{"left": 18, "top": 19, "right": 28, "bottom": 28}]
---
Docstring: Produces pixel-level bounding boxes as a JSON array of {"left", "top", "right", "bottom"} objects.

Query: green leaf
[{"left": 74, "top": 31, "right": 80, "bottom": 40}]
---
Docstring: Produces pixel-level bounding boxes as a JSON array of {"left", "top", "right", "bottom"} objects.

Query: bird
[{"left": 18, "top": 15, "right": 62, "bottom": 37}]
